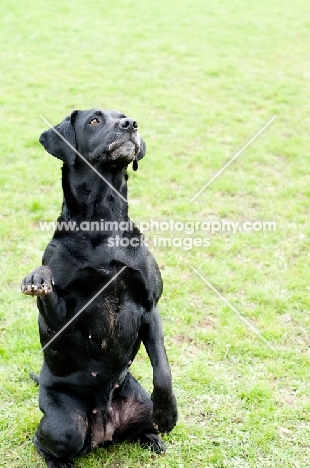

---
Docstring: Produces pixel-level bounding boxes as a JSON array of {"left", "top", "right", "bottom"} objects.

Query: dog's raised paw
[{"left": 21, "top": 266, "right": 54, "bottom": 297}]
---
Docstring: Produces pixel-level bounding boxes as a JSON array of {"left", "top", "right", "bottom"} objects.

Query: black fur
[{"left": 21, "top": 109, "right": 177, "bottom": 468}]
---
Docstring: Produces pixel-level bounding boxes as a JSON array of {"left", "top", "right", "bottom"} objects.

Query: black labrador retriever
[{"left": 21, "top": 109, "right": 177, "bottom": 468}]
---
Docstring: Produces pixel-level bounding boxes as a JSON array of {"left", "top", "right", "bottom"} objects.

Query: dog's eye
[{"left": 89, "top": 118, "right": 100, "bottom": 125}]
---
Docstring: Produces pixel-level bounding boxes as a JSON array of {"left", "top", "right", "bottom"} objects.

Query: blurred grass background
[{"left": 0, "top": 0, "right": 310, "bottom": 466}]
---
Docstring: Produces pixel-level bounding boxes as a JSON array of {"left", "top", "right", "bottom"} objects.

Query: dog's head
[{"left": 39, "top": 109, "right": 146, "bottom": 170}]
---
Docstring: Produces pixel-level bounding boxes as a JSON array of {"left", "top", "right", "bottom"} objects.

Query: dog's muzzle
[{"left": 107, "top": 132, "right": 141, "bottom": 161}]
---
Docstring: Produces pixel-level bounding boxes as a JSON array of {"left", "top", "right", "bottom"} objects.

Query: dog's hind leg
[
  {"left": 111, "top": 372, "right": 166, "bottom": 454},
  {"left": 34, "top": 386, "right": 88, "bottom": 468}
]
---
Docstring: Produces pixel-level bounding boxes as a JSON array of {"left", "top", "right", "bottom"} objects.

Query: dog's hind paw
[
  {"left": 45, "top": 458, "right": 75, "bottom": 468},
  {"left": 47, "top": 461, "right": 75, "bottom": 468},
  {"left": 139, "top": 432, "right": 166, "bottom": 454},
  {"left": 21, "top": 266, "right": 54, "bottom": 296},
  {"left": 36, "top": 446, "right": 75, "bottom": 468}
]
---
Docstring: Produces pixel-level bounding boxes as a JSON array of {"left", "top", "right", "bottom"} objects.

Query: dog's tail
[{"left": 29, "top": 372, "right": 40, "bottom": 385}]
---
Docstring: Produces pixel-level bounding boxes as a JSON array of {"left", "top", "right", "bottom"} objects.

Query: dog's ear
[
  {"left": 39, "top": 111, "right": 78, "bottom": 167},
  {"left": 132, "top": 139, "right": 146, "bottom": 171}
]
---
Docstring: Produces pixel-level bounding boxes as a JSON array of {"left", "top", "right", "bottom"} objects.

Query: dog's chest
[
  {"left": 82, "top": 294, "right": 142, "bottom": 355},
  {"left": 88, "top": 296, "right": 121, "bottom": 339}
]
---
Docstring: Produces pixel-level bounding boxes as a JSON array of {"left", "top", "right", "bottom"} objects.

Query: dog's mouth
[{"left": 100, "top": 133, "right": 141, "bottom": 163}]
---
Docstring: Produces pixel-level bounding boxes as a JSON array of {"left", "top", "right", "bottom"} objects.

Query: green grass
[{"left": 1, "top": 0, "right": 310, "bottom": 466}]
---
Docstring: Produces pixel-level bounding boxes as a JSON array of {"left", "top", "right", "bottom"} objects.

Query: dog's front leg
[
  {"left": 21, "top": 266, "right": 66, "bottom": 329},
  {"left": 141, "top": 307, "right": 178, "bottom": 433}
]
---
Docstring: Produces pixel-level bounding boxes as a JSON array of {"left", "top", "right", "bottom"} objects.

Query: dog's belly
[{"left": 40, "top": 298, "right": 142, "bottom": 397}]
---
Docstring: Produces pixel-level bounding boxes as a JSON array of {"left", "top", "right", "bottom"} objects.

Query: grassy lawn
[{"left": 1, "top": 0, "right": 310, "bottom": 466}]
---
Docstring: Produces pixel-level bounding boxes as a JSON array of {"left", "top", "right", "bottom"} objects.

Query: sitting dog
[{"left": 21, "top": 109, "right": 177, "bottom": 468}]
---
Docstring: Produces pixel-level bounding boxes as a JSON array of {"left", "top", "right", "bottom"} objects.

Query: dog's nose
[{"left": 119, "top": 118, "right": 138, "bottom": 132}]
